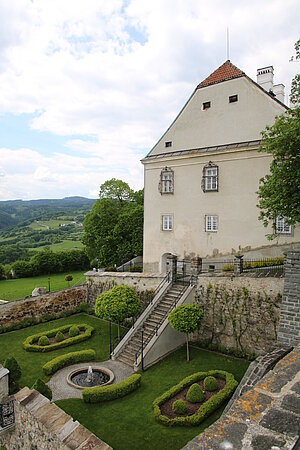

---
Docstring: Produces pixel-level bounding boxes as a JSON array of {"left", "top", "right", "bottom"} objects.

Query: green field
[
  {"left": 27, "top": 239, "right": 84, "bottom": 252},
  {"left": 0, "top": 271, "right": 87, "bottom": 301},
  {"left": 29, "top": 219, "right": 75, "bottom": 230}
]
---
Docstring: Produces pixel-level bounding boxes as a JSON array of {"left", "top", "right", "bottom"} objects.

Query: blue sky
[{"left": 0, "top": 0, "right": 299, "bottom": 200}]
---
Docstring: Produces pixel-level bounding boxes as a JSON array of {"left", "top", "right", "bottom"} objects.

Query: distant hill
[{"left": 0, "top": 197, "right": 96, "bottom": 230}]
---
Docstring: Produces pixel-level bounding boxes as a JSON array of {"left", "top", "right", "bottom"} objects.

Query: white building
[{"left": 142, "top": 60, "right": 300, "bottom": 273}]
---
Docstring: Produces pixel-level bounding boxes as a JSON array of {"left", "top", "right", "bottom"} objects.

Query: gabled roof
[{"left": 197, "top": 60, "right": 245, "bottom": 89}]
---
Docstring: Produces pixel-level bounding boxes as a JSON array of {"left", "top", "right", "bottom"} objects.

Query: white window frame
[
  {"left": 276, "top": 217, "right": 292, "bottom": 234},
  {"left": 159, "top": 167, "right": 174, "bottom": 194},
  {"left": 205, "top": 215, "right": 218, "bottom": 232},
  {"left": 205, "top": 166, "right": 218, "bottom": 191},
  {"left": 162, "top": 214, "right": 173, "bottom": 231}
]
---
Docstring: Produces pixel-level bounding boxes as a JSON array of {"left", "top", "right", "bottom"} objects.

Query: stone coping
[
  {"left": 183, "top": 344, "right": 300, "bottom": 449},
  {"left": 85, "top": 271, "right": 164, "bottom": 278},
  {"left": 15, "top": 387, "right": 112, "bottom": 449}
]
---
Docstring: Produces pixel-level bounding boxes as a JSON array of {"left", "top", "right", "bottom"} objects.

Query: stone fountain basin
[{"left": 67, "top": 366, "right": 115, "bottom": 390}]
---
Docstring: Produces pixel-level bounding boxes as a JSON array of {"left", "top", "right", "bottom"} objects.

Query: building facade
[{"left": 142, "top": 61, "right": 300, "bottom": 273}]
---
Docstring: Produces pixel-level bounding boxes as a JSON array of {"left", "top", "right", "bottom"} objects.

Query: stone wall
[
  {"left": 0, "top": 387, "right": 111, "bottom": 449},
  {"left": 278, "top": 251, "right": 300, "bottom": 346},
  {"left": 0, "top": 287, "right": 87, "bottom": 327},
  {"left": 85, "top": 271, "right": 164, "bottom": 307},
  {"left": 193, "top": 275, "right": 284, "bottom": 355}
]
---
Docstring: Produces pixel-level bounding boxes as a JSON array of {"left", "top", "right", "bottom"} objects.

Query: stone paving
[
  {"left": 48, "top": 360, "right": 134, "bottom": 401},
  {"left": 183, "top": 344, "right": 300, "bottom": 450}
]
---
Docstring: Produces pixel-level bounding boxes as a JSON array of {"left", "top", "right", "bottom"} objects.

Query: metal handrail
[
  {"left": 152, "top": 272, "right": 170, "bottom": 299},
  {"left": 135, "top": 282, "right": 191, "bottom": 365}
]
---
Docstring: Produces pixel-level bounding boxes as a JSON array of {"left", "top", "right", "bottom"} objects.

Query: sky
[{"left": 0, "top": 0, "right": 299, "bottom": 200}]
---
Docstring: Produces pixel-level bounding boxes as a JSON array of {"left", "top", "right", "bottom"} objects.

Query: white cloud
[{"left": 0, "top": 0, "right": 299, "bottom": 199}]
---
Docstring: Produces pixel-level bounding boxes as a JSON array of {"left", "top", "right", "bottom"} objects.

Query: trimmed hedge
[
  {"left": 69, "top": 325, "right": 80, "bottom": 337},
  {"left": 23, "top": 324, "right": 94, "bottom": 352},
  {"left": 42, "top": 349, "right": 96, "bottom": 376},
  {"left": 82, "top": 373, "right": 142, "bottom": 403},
  {"left": 38, "top": 335, "right": 50, "bottom": 346},
  {"left": 153, "top": 370, "right": 238, "bottom": 426},
  {"left": 55, "top": 331, "right": 65, "bottom": 342}
]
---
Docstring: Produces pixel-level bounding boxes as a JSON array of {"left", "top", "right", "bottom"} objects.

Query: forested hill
[{"left": 0, "top": 197, "right": 96, "bottom": 230}]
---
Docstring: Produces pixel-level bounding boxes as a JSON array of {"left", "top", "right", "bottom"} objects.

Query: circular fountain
[{"left": 67, "top": 365, "right": 115, "bottom": 390}]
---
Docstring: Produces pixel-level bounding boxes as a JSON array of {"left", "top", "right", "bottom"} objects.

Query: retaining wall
[
  {"left": 193, "top": 275, "right": 284, "bottom": 355},
  {"left": 0, "top": 287, "right": 87, "bottom": 327},
  {"left": 85, "top": 271, "right": 164, "bottom": 307}
]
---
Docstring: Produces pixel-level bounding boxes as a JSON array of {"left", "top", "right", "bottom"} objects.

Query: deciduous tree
[{"left": 168, "top": 304, "right": 203, "bottom": 361}]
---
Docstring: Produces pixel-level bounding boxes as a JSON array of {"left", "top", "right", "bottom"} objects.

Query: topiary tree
[
  {"left": 204, "top": 376, "right": 218, "bottom": 392},
  {"left": 186, "top": 383, "right": 204, "bottom": 403},
  {"left": 69, "top": 325, "right": 80, "bottom": 337},
  {"left": 168, "top": 304, "right": 203, "bottom": 361},
  {"left": 38, "top": 335, "right": 50, "bottom": 346},
  {"left": 55, "top": 331, "right": 65, "bottom": 342},
  {"left": 95, "top": 285, "right": 141, "bottom": 340},
  {"left": 172, "top": 399, "right": 187, "bottom": 415},
  {"left": 32, "top": 378, "right": 52, "bottom": 400},
  {"left": 3, "top": 356, "right": 22, "bottom": 394},
  {"left": 65, "top": 274, "right": 73, "bottom": 287}
]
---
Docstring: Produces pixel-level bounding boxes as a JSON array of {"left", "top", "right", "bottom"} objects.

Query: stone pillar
[
  {"left": 167, "top": 255, "right": 177, "bottom": 282},
  {"left": 234, "top": 255, "right": 243, "bottom": 275},
  {"left": 278, "top": 251, "right": 300, "bottom": 346},
  {"left": 0, "top": 364, "right": 9, "bottom": 401}
]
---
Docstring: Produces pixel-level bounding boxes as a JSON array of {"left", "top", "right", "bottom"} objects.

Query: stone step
[{"left": 117, "top": 354, "right": 134, "bottom": 367}]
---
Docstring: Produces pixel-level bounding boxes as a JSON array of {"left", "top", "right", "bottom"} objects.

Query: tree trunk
[{"left": 186, "top": 333, "right": 190, "bottom": 361}]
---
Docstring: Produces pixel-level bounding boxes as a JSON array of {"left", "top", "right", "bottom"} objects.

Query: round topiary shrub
[
  {"left": 172, "top": 399, "right": 187, "bottom": 415},
  {"left": 38, "top": 335, "right": 50, "bottom": 346},
  {"left": 55, "top": 331, "right": 65, "bottom": 342},
  {"left": 186, "top": 383, "right": 204, "bottom": 403},
  {"left": 32, "top": 378, "right": 52, "bottom": 400},
  {"left": 203, "top": 376, "right": 218, "bottom": 392},
  {"left": 69, "top": 325, "right": 80, "bottom": 337}
]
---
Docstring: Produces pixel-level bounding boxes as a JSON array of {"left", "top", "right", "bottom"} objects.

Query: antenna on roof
[{"left": 226, "top": 27, "right": 230, "bottom": 60}]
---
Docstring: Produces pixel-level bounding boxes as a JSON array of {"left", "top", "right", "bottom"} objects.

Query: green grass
[
  {"left": 28, "top": 240, "right": 84, "bottom": 252},
  {"left": 57, "top": 346, "right": 249, "bottom": 450},
  {"left": 29, "top": 219, "right": 74, "bottom": 230},
  {"left": 0, "top": 314, "right": 118, "bottom": 387},
  {"left": 0, "top": 315, "right": 249, "bottom": 450},
  {"left": 0, "top": 270, "right": 87, "bottom": 301}
]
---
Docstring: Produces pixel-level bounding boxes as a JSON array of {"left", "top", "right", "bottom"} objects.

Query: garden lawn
[
  {"left": 57, "top": 346, "right": 249, "bottom": 450},
  {"left": 0, "top": 270, "right": 86, "bottom": 301},
  {"left": 0, "top": 314, "right": 119, "bottom": 387}
]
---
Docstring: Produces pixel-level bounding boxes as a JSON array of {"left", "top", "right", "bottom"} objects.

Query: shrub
[
  {"left": 172, "top": 399, "right": 187, "bottom": 415},
  {"left": 38, "top": 335, "right": 50, "bottom": 346},
  {"left": 42, "top": 349, "right": 96, "bottom": 376},
  {"left": 83, "top": 373, "right": 141, "bottom": 403},
  {"left": 128, "top": 265, "right": 143, "bottom": 272},
  {"left": 153, "top": 370, "right": 238, "bottom": 427},
  {"left": 3, "top": 357, "right": 21, "bottom": 394},
  {"left": 204, "top": 376, "right": 218, "bottom": 392},
  {"left": 32, "top": 378, "right": 52, "bottom": 400},
  {"left": 69, "top": 325, "right": 80, "bottom": 337},
  {"left": 186, "top": 383, "right": 204, "bottom": 403},
  {"left": 23, "top": 324, "right": 94, "bottom": 352},
  {"left": 55, "top": 331, "right": 65, "bottom": 342}
]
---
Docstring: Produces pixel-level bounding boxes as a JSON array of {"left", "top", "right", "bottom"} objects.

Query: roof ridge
[{"left": 197, "top": 60, "right": 245, "bottom": 89}]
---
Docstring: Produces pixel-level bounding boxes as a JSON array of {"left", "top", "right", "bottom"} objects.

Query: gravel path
[{"left": 48, "top": 360, "right": 134, "bottom": 401}]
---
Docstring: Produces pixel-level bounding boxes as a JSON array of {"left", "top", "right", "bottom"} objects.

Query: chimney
[
  {"left": 257, "top": 66, "right": 274, "bottom": 92},
  {"left": 273, "top": 83, "right": 285, "bottom": 103}
]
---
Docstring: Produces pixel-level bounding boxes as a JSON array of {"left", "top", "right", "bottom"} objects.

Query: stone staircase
[{"left": 115, "top": 283, "right": 185, "bottom": 367}]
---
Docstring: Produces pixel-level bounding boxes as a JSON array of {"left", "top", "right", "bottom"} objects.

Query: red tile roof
[{"left": 197, "top": 60, "right": 245, "bottom": 89}]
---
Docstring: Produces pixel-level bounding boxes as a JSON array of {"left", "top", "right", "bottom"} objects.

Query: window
[
  {"left": 159, "top": 167, "right": 174, "bottom": 194},
  {"left": 162, "top": 214, "right": 173, "bottom": 231},
  {"left": 205, "top": 215, "right": 218, "bottom": 232},
  {"left": 165, "top": 141, "right": 172, "bottom": 148},
  {"left": 229, "top": 95, "right": 238, "bottom": 103},
  {"left": 202, "top": 162, "right": 218, "bottom": 192},
  {"left": 276, "top": 217, "right": 292, "bottom": 234},
  {"left": 202, "top": 101, "right": 211, "bottom": 110}
]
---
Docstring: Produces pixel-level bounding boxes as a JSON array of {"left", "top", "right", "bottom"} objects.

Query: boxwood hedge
[
  {"left": 42, "top": 349, "right": 96, "bottom": 376},
  {"left": 23, "top": 324, "right": 94, "bottom": 352},
  {"left": 153, "top": 369, "right": 238, "bottom": 426},
  {"left": 82, "top": 373, "right": 142, "bottom": 403}
]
